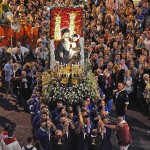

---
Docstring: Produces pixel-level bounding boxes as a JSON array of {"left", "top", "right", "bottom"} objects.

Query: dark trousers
[
  {"left": 129, "top": 90, "right": 137, "bottom": 106},
  {"left": 136, "top": 90, "right": 148, "bottom": 113},
  {"left": 19, "top": 88, "right": 31, "bottom": 111},
  {"left": 99, "top": 138, "right": 112, "bottom": 150},
  {"left": 141, "top": 100, "right": 149, "bottom": 113},
  {"left": 116, "top": 106, "right": 126, "bottom": 117}
]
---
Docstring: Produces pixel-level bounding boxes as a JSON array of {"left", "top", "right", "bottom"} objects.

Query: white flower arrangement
[{"left": 42, "top": 69, "right": 99, "bottom": 104}]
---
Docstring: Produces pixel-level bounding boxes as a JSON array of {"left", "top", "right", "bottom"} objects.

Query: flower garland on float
[{"left": 42, "top": 69, "right": 100, "bottom": 105}]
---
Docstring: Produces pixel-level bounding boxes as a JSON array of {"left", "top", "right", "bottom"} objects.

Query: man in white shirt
[
  {"left": 35, "top": 42, "right": 48, "bottom": 60},
  {"left": 12, "top": 42, "right": 30, "bottom": 56},
  {"left": 120, "top": 59, "right": 128, "bottom": 71},
  {"left": 12, "top": 48, "right": 25, "bottom": 64}
]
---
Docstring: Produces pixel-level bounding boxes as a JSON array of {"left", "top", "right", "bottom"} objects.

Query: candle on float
[
  {"left": 60, "top": 62, "right": 62, "bottom": 73},
  {"left": 75, "top": 62, "right": 77, "bottom": 74},
  {"left": 58, "top": 62, "right": 60, "bottom": 73},
  {"left": 66, "top": 63, "right": 67, "bottom": 75},
  {"left": 58, "top": 62, "right": 61, "bottom": 76},
  {"left": 72, "top": 64, "right": 74, "bottom": 76},
  {"left": 64, "top": 63, "right": 66, "bottom": 75},
  {"left": 61, "top": 63, "right": 64, "bottom": 74}
]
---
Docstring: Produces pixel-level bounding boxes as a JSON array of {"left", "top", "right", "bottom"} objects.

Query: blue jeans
[{"left": 107, "top": 99, "right": 113, "bottom": 112}]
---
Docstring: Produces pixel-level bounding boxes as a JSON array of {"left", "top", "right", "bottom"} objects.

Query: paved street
[
  {"left": 0, "top": 93, "right": 32, "bottom": 146},
  {"left": 0, "top": 93, "right": 150, "bottom": 149},
  {"left": 110, "top": 108, "right": 150, "bottom": 150}
]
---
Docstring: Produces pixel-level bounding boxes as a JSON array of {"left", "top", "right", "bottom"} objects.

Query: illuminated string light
[
  {"left": 69, "top": 13, "right": 76, "bottom": 35},
  {"left": 54, "top": 15, "right": 61, "bottom": 40},
  {"left": 0, "top": 3, "right": 3, "bottom": 20}
]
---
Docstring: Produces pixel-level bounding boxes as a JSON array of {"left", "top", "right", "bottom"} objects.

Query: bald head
[
  {"left": 16, "top": 42, "right": 21, "bottom": 47},
  {"left": 117, "top": 117, "right": 124, "bottom": 123}
]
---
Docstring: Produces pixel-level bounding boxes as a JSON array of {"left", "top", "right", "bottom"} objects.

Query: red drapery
[{"left": 50, "top": 7, "right": 83, "bottom": 47}]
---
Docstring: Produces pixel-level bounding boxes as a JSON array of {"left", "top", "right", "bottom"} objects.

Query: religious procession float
[
  {"left": 42, "top": 6, "right": 100, "bottom": 105},
  {"left": 0, "top": 0, "right": 100, "bottom": 105}
]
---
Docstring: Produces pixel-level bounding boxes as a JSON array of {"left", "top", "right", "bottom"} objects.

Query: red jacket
[{"left": 116, "top": 121, "right": 132, "bottom": 146}]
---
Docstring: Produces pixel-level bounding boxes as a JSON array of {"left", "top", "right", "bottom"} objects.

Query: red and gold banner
[{"left": 50, "top": 7, "right": 83, "bottom": 41}]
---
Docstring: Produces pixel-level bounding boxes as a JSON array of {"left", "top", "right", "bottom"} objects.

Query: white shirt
[
  {"left": 22, "top": 145, "right": 37, "bottom": 150},
  {"left": 35, "top": 47, "right": 47, "bottom": 60},
  {"left": 22, "top": 78, "right": 28, "bottom": 88},
  {"left": 0, "top": 133, "right": 8, "bottom": 150},
  {"left": 0, "top": 132, "right": 8, "bottom": 141},
  {"left": 1, "top": 139, "right": 21, "bottom": 150},
  {"left": 124, "top": 76, "right": 133, "bottom": 93},
  {"left": 12, "top": 46, "right": 29, "bottom": 55}
]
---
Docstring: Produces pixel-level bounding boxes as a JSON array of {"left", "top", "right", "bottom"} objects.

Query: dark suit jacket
[
  {"left": 18, "top": 76, "right": 32, "bottom": 89},
  {"left": 18, "top": 76, "right": 32, "bottom": 99},
  {"left": 55, "top": 40, "right": 70, "bottom": 63},
  {"left": 0, "top": 52, "right": 11, "bottom": 65},
  {"left": 111, "top": 69, "right": 125, "bottom": 85},
  {"left": 12, "top": 53, "right": 24, "bottom": 65},
  {"left": 12, "top": 68, "right": 22, "bottom": 78},
  {"left": 115, "top": 90, "right": 129, "bottom": 116},
  {"left": 135, "top": 74, "right": 146, "bottom": 92},
  {"left": 98, "top": 76, "right": 116, "bottom": 100},
  {"left": 11, "top": 68, "right": 22, "bottom": 88}
]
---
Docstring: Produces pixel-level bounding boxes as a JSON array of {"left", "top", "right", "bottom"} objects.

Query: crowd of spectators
[
  {"left": 0, "top": 0, "right": 150, "bottom": 150},
  {"left": 85, "top": 0, "right": 150, "bottom": 114}
]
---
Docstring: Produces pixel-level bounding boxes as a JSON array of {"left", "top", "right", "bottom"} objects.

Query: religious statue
[
  {"left": 69, "top": 33, "right": 81, "bottom": 64},
  {"left": 55, "top": 28, "right": 81, "bottom": 64}
]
